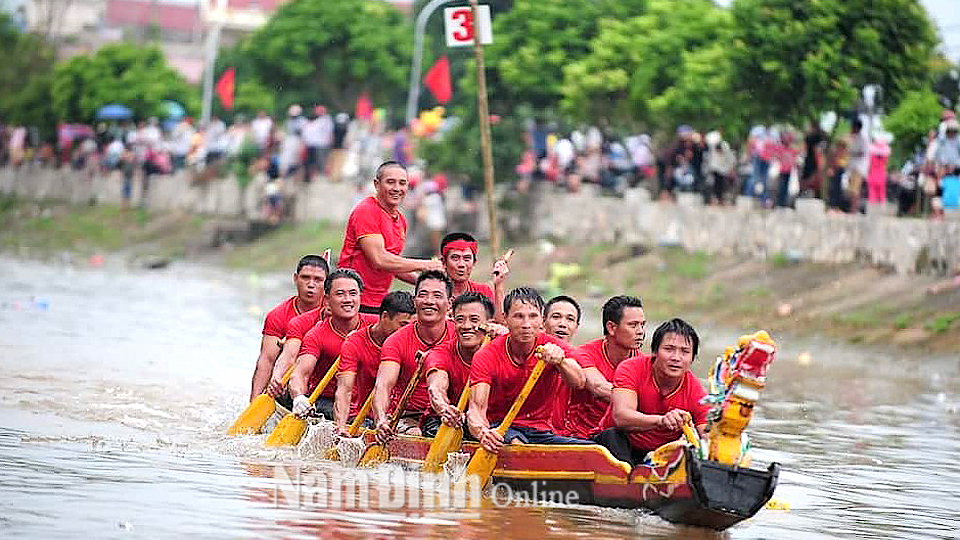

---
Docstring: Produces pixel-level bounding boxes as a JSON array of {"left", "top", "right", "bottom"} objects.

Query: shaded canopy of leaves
[
  {"left": 884, "top": 88, "right": 943, "bottom": 165},
  {"left": 0, "top": 14, "right": 57, "bottom": 139},
  {"left": 561, "top": 0, "right": 739, "bottom": 135},
  {"left": 480, "top": 0, "right": 646, "bottom": 112},
  {"left": 418, "top": 102, "right": 525, "bottom": 191},
  {"left": 242, "top": 0, "right": 412, "bottom": 114},
  {"left": 49, "top": 43, "right": 197, "bottom": 123},
  {"left": 728, "top": 0, "right": 939, "bottom": 123}
]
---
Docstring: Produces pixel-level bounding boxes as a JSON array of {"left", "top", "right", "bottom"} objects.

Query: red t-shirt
[
  {"left": 262, "top": 296, "right": 304, "bottom": 338},
  {"left": 469, "top": 332, "right": 584, "bottom": 432},
  {"left": 424, "top": 339, "right": 474, "bottom": 405},
  {"left": 285, "top": 306, "right": 325, "bottom": 341},
  {"left": 380, "top": 320, "right": 455, "bottom": 414},
  {"left": 338, "top": 196, "right": 407, "bottom": 308},
  {"left": 599, "top": 355, "right": 709, "bottom": 453},
  {"left": 300, "top": 314, "right": 378, "bottom": 399},
  {"left": 555, "top": 339, "right": 641, "bottom": 438},
  {"left": 339, "top": 325, "right": 383, "bottom": 415},
  {"left": 453, "top": 280, "right": 494, "bottom": 302}
]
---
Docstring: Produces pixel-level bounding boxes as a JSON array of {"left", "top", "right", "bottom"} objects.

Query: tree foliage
[
  {"left": 561, "top": 0, "right": 738, "bottom": 134},
  {"left": 242, "top": 0, "right": 412, "bottom": 113},
  {"left": 0, "top": 14, "right": 57, "bottom": 137},
  {"left": 49, "top": 43, "right": 197, "bottom": 123},
  {"left": 418, "top": 104, "right": 524, "bottom": 190},
  {"left": 728, "top": 0, "right": 939, "bottom": 123},
  {"left": 479, "top": 0, "right": 645, "bottom": 112},
  {"left": 884, "top": 88, "right": 943, "bottom": 165}
]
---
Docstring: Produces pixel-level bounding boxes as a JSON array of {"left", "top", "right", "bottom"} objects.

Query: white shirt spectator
[{"left": 251, "top": 116, "right": 273, "bottom": 148}]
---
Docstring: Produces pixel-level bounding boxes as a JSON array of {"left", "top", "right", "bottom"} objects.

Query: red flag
[
  {"left": 424, "top": 55, "right": 451, "bottom": 104},
  {"left": 215, "top": 68, "right": 235, "bottom": 110},
  {"left": 355, "top": 92, "right": 372, "bottom": 120}
]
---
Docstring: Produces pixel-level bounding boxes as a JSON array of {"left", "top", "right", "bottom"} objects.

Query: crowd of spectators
[
  {"left": 3, "top": 107, "right": 959, "bottom": 221},
  {"left": 516, "top": 112, "right": 960, "bottom": 218}
]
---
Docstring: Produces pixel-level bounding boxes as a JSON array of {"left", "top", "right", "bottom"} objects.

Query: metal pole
[
  {"left": 468, "top": 0, "right": 499, "bottom": 259},
  {"left": 200, "top": 23, "right": 221, "bottom": 126},
  {"left": 406, "top": 0, "right": 454, "bottom": 125}
]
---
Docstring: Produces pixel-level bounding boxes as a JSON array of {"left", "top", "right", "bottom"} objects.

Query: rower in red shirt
[
  {"left": 333, "top": 291, "right": 415, "bottom": 434},
  {"left": 594, "top": 318, "right": 710, "bottom": 465},
  {"left": 422, "top": 292, "right": 506, "bottom": 437},
  {"left": 289, "top": 269, "right": 377, "bottom": 419},
  {"left": 556, "top": 295, "right": 646, "bottom": 438},
  {"left": 543, "top": 295, "right": 581, "bottom": 343},
  {"left": 543, "top": 295, "right": 582, "bottom": 430},
  {"left": 338, "top": 160, "right": 441, "bottom": 314},
  {"left": 249, "top": 255, "right": 328, "bottom": 401},
  {"left": 467, "top": 287, "right": 592, "bottom": 452},
  {"left": 440, "top": 232, "right": 510, "bottom": 321},
  {"left": 372, "top": 270, "right": 455, "bottom": 444},
  {"left": 265, "top": 305, "right": 325, "bottom": 401}
]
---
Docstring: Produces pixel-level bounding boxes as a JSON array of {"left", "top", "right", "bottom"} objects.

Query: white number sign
[{"left": 444, "top": 5, "right": 493, "bottom": 47}]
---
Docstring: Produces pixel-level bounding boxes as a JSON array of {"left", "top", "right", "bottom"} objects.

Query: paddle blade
[
  {"left": 264, "top": 413, "right": 308, "bottom": 447},
  {"left": 463, "top": 447, "right": 499, "bottom": 487},
  {"left": 227, "top": 394, "right": 276, "bottom": 435},
  {"left": 422, "top": 425, "right": 463, "bottom": 473},
  {"left": 357, "top": 443, "right": 390, "bottom": 468}
]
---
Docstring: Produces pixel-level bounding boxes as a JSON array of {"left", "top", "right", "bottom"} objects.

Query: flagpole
[{"left": 469, "top": 0, "right": 500, "bottom": 260}]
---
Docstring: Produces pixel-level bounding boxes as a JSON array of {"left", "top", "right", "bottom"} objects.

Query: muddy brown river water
[{"left": 0, "top": 256, "right": 958, "bottom": 539}]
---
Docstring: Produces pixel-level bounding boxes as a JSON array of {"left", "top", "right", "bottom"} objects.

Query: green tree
[
  {"left": 418, "top": 104, "right": 524, "bottom": 190},
  {"left": 884, "top": 88, "right": 942, "bottom": 165},
  {"left": 242, "top": 0, "right": 412, "bottom": 113},
  {"left": 49, "top": 43, "right": 197, "bottom": 123},
  {"left": 0, "top": 13, "right": 57, "bottom": 138},
  {"left": 560, "top": 0, "right": 738, "bottom": 134},
  {"left": 479, "top": 0, "right": 644, "bottom": 112},
  {"left": 729, "top": 0, "right": 939, "bottom": 122}
]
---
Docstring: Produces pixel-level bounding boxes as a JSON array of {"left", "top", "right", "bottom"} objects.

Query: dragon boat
[{"left": 342, "top": 332, "right": 781, "bottom": 531}]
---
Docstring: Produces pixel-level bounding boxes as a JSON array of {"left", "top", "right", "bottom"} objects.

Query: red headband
[{"left": 442, "top": 239, "right": 478, "bottom": 257}]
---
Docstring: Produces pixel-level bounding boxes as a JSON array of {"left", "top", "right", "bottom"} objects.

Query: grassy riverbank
[{"left": 2, "top": 195, "right": 958, "bottom": 352}]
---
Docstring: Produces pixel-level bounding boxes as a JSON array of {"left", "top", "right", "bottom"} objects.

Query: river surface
[{"left": 0, "top": 256, "right": 958, "bottom": 539}]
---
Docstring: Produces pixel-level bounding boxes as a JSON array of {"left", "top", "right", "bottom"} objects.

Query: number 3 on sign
[{"left": 444, "top": 5, "right": 493, "bottom": 47}]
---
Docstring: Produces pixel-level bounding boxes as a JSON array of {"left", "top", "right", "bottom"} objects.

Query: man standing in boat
[
  {"left": 288, "top": 269, "right": 379, "bottom": 419},
  {"left": 249, "top": 255, "right": 328, "bottom": 401},
  {"left": 372, "top": 270, "right": 456, "bottom": 443},
  {"left": 422, "top": 292, "right": 503, "bottom": 438},
  {"left": 467, "top": 287, "right": 592, "bottom": 452},
  {"left": 594, "top": 318, "right": 710, "bottom": 464},
  {"left": 543, "top": 295, "right": 581, "bottom": 342},
  {"left": 338, "top": 160, "right": 442, "bottom": 315},
  {"left": 332, "top": 291, "right": 415, "bottom": 434},
  {"left": 556, "top": 295, "right": 647, "bottom": 438},
  {"left": 439, "top": 232, "right": 510, "bottom": 320}
]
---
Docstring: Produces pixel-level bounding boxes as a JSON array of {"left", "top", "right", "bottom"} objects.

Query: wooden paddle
[
  {"left": 422, "top": 381, "right": 471, "bottom": 473},
  {"left": 227, "top": 363, "right": 296, "bottom": 435},
  {"left": 265, "top": 356, "right": 340, "bottom": 447},
  {"left": 421, "top": 334, "right": 492, "bottom": 473},
  {"left": 358, "top": 351, "right": 426, "bottom": 467},
  {"left": 463, "top": 347, "right": 547, "bottom": 487},
  {"left": 323, "top": 391, "right": 375, "bottom": 461}
]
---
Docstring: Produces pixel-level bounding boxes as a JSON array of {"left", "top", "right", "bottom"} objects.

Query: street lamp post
[{"left": 406, "top": 0, "right": 456, "bottom": 125}]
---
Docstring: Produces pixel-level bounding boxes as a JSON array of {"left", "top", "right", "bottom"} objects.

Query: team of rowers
[{"left": 246, "top": 161, "right": 709, "bottom": 465}]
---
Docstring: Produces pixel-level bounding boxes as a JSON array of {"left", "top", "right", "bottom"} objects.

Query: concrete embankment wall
[
  {"left": 0, "top": 167, "right": 358, "bottom": 224},
  {"left": 534, "top": 188, "right": 959, "bottom": 275},
  {"left": 2, "top": 168, "right": 957, "bottom": 275}
]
